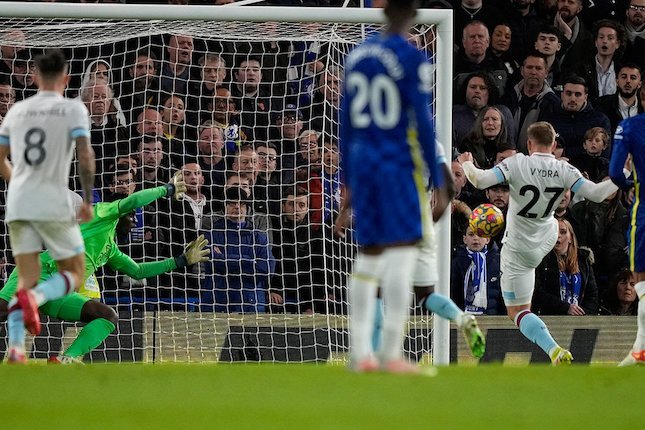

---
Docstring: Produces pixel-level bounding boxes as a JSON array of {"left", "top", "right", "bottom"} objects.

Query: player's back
[
  {"left": 2, "top": 92, "right": 89, "bottom": 222},
  {"left": 614, "top": 114, "right": 645, "bottom": 206},
  {"left": 341, "top": 34, "right": 431, "bottom": 170},
  {"left": 498, "top": 153, "right": 582, "bottom": 250}
]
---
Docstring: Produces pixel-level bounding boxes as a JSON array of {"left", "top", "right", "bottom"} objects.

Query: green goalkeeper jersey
[{"left": 0, "top": 186, "right": 177, "bottom": 300}]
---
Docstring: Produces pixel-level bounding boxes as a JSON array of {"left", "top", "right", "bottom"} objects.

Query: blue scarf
[
  {"left": 559, "top": 271, "right": 582, "bottom": 305},
  {"left": 464, "top": 246, "right": 488, "bottom": 314}
]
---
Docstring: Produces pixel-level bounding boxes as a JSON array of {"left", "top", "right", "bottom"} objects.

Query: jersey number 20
[
  {"left": 24, "top": 127, "right": 46, "bottom": 166},
  {"left": 347, "top": 72, "right": 400, "bottom": 130}
]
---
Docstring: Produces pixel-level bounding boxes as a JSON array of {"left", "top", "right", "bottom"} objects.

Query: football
[{"left": 469, "top": 203, "right": 505, "bottom": 238}]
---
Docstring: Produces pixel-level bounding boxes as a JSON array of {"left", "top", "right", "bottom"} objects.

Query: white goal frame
[{"left": 0, "top": 1, "right": 453, "bottom": 365}]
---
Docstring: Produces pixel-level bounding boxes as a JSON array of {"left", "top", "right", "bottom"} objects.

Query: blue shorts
[
  {"left": 628, "top": 222, "right": 645, "bottom": 273},
  {"left": 349, "top": 159, "right": 427, "bottom": 247}
]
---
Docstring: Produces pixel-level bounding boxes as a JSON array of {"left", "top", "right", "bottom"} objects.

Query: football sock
[
  {"left": 515, "top": 310, "right": 558, "bottom": 356},
  {"left": 423, "top": 293, "right": 463, "bottom": 324},
  {"left": 378, "top": 246, "right": 419, "bottom": 363},
  {"left": 31, "top": 271, "right": 75, "bottom": 307},
  {"left": 371, "top": 298, "right": 384, "bottom": 351},
  {"left": 6, "top": 299, "right": 25, "bottom": 352},
  {"left": 348, "top": 252, "right": 381, "bottom": 363},
  {"left": 63, "top": 318, "right": 116, "bottom": 359},
  {"left": 634, "top": 281, "right": 645, "bottom": 351}
]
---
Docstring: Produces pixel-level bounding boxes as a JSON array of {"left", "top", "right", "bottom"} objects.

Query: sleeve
[
  {"left": 69, "top": 101, "right": 91, "bottom": 140},
  {"left": 462, "top": 161, "right": 505, "bottom": 190},
  {"left": 608, "top": 120, "right": 633, "bottom": 190},
  {"left": 107, "top": 248, "right": 177, "bottom": 280},
  {"left": 408, "top": 54, "right": 442, "bottom": 188},
  {"left": 0, "top": 109, "right": 12, "bottom": 145},
  {"left": 96, "top": 186, "right": 169, "bottom": 219},
  {"left": 573, "top": 178, "right": 618, "bottom": 203},
  {"left": 435, "top": 139, "right": 447, "bottom": 165}
]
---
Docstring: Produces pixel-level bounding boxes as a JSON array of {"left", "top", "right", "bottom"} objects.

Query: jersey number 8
[
  {"left": 24, "top": 127, "right": 46, "bottom": 166},
  {"left": 347, "top": 72, "right": 401, "bottom": 130}
]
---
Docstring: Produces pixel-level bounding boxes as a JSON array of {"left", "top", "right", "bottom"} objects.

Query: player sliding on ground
[
  {"left": 458, "top": 121, "right": 621, "bottom": 365},
  {"left": 0, "top": 174, "right": 209, "bottom": 364},
  {"left": 609, "top": 113, "right": 645, "bottom": 366},
  {"left": 0, "top": 49, "right": 96, "bottom": 364}
]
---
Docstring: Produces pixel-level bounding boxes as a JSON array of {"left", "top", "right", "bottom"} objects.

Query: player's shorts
[
  {"left": 8, "top": 220, "right": 84, "bottom": 260},
  {"left": 628, "top": 223, "right": 645, "bottom": 273},
  {"left": 413, "top": 216, "right": 438, "bottom": 286},
  {"left": 350, "top": 161, "right": 427, "bottom": 247},
  {"left": 500, "top": 234, "right": 557, "bottom": 307}
]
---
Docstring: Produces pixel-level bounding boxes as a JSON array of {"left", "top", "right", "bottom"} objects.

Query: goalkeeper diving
[{"left": 0, "top": 172, "right": 209, "bottom": 363}]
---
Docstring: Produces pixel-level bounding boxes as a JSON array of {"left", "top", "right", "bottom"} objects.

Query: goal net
[{"left": 0, "top": 4, "right": 452, "bottom": 364}]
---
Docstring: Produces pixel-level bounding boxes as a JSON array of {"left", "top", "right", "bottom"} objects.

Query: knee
[{"left": 81, "top": 301, "right": 118, "bottom": 327}]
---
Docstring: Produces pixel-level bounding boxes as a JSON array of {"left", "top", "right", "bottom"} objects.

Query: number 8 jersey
[
  {"left": 339, "top": 32, "right": 442, "bottom": 247},
  {"left": 494, "top": 153, "right": 584, "bottom": 250},
  {"left": 0, "top": 91, "right": 90, "bottom": 222}
]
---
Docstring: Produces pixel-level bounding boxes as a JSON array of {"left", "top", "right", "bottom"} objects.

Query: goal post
[{"left": 0, "top": 2, "right": 452, "bottom": 365}]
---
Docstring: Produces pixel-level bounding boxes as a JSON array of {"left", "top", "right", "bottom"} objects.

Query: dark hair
[
  {"left": 536, "top": 24, "right": 564, "bottom": 43},
  {"left": 34, "top": 49, "right": 67, "bottom": 78},
  {"left": 255, "top": 141, "right": 277, "bottom": 152},
  {"left": 617, "top": 62, "right": 642, "bottom": 77},
  {"left": 456, "top": 71, "right": 500, "bottom": 105},
  {"left": 224, "top": 186, "right": 250, "bottom": 205},
  {"left": 523, "top": 50, "right": 549, "bottom": 67},
  {"left": 562, "top": 74, "right": 589, "bottom": 92},
  {"left": 235, "top": 55, "right": 262, "bottom": 71},
  {"left": 282, "top": 185, "right": 308, "bottom": 200},
  {"left": 601, "top": 269, "right": 637, "bottom": 315}
]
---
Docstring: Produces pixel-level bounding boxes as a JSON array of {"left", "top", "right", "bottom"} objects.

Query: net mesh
[{"left": 0, "top": 14, "right": 438, "bottom": 363}]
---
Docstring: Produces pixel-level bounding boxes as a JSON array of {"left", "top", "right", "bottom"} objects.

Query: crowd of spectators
[{"left": 0, "top": 0, "right": 642, "bottom": 318}]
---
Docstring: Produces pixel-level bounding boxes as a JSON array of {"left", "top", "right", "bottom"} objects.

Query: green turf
[{"left": 0, "top": 364, "right": 642, "bottom": 430}]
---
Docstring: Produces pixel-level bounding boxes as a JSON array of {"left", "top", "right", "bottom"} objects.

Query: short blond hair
[{"left": 527, "top": 121, "right": 556, "bottom": 147}]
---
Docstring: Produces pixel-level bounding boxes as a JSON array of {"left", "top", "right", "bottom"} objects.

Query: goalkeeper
[{"left": 0, "top": 173, "right": 209, "bottom": 363}]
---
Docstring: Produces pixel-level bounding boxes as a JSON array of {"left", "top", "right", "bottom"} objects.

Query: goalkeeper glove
[
  {"left": 165, "top": 171, "right": 187, "bottom": 200},
  {"left": 174, "top": 235, "right": 210, "bottom": 268}
]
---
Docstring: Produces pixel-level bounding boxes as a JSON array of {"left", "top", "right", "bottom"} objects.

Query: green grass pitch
[{"left": 1, "top": 364, "right": 643, "bottom": 429}]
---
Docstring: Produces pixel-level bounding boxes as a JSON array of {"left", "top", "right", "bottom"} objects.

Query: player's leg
[
  {"left": 41, "top": 294, "right": 117, "bottom": 363},
  {"left": 619, "top": 269, "right": 645, "bottom": 366},
  {"left": 348, "top": 248, "right": 383, "bottom": 372},
  {"left": 378, "top": 245, "right": 419, "bottom": 372}
]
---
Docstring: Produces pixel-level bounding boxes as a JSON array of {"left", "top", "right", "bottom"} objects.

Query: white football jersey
[
  {"left": 495, "top": 152, "right": 583, "bottom": 250},
  {"left": 0, "top": 91, "right": 90, "bottom": 222}
]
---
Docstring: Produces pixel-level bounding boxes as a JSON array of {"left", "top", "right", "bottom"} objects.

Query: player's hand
[
  {"left": 456, "top": 152, "right": 473, "bottom": 164},
  {"left": 334, "top": 206, "right": 351, "bottom": 238},
  {"left": 184, "top": 235, "right": 210, "bottom": 265},
  {"left": 168, "top": 171, "right": 187, "bottom": 200},
  {"left": 432, "top": 186, "right": 451, "bottom": 222},
  {"left": 77, "top": 202, "right": 94, "bottom": 223},
  {"left": 567, "top": 304, "right": 585, "bottom": 316}
]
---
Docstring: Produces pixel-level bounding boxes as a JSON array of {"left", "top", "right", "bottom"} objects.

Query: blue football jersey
[{"left": 340, "top": 33, "right": 442, "bottom": 246}]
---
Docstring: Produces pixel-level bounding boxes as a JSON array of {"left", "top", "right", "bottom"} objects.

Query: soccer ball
[{"left": 469, "top": 203, "right": 505, "bottom": 238}]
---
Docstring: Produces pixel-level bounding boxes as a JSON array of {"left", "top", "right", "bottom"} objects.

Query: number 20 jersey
[
  {"left": 494, "top": 153, "right": 583, "bottom": 251},
  {"left": 339, "top": 33, "right": 441, "bottom": 247},
  {"left": 0, "top": 91, "right": 90, "bottom": 222}
]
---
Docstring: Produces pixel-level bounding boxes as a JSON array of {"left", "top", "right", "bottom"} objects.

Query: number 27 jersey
[
  {"left": 0, "top": 91, "right": 90, "bottom": 222},
  {"left": 495, "top": 153, "right": 583, "bottom": 250}
]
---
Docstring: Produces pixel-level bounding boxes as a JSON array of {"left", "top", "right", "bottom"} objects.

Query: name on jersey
[
  {"left": 17, "top": 107, "right": 68, "bottom": 118},
  {"left": 346, "top": 45, "right": 403, "bottom": 80},
  {"left": 530, "top": 168, "right": 559, "bottom": 178}
]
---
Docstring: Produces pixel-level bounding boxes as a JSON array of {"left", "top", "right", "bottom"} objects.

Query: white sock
[
  {"left": 378, "top": 246, "right": 419, "bottom": 363},
  {"left": 348, "top": 252, "right": 382, "bottom": 363},
  {"left": 634, "top": 281, "right": 645, "bottom": 351}
]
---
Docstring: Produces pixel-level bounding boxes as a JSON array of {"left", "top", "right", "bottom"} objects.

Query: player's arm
[
  {"left": 113, "top": 172, "right": 186, "bottom": 216},
  {"left": 0, "top": 144, "right": 11, "bottom": 182},
  {"left": 570, "top": 177, "right": 619, "bottom": 203},
  {"left": 457, "top": 152, "right": 505, "bottom": 190},
  {"left": 432, "top": 141, "right": 456, "bottom": 221},
  {"left": 75, "top": 136, "right": 95, "bottom": 203},
  {"left": 608, "top": 122, "right": 633, "bottom": 190},
  {"left": 107, "top": 235, "right": 209, "bottom": 279}
]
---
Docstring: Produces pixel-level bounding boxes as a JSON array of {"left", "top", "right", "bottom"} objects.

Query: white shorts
[
  {"left": 500, "top": 235, "right": 556, "bottom": 306},
  {"left": 413, "top": 216, "right": 438, "bottom": 286},
  {"left": 8, "top": 220, "right": 84, "bottom": 260}
]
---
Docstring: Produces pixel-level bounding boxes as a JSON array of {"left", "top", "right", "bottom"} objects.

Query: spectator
[
  {"left": 554, "top": 187, "right": 574, "bottom": 221},
  {"left": 271, "top": 186, "right": 326, "bottom": 313},
  {"left": 187, "top": 53, "right": 227, "bottom": 126},
  {"left": 503, "top": 51, "right": 559, "bottom": 152},
  {"left": 533, "top": 25, "right": 565, "bottom": 88},
  {"left": 570, "top": 177, "right": 628, "bottom": 290},
  {"left": 231, "top": 143, "right": 258, "bottom": 187},
  {"left": 196, "top": 121, "right": 227, "bottom": 196},
  {"left": 596, "top": 63, "right": 644, "bottom": 133},
  {"left": 506, "top": 0, "right": 547, "bottom": 62},
  {"left": 160, "top": 34, "right": 195, "bottom": 95},
  {"left": 458, "top": 106, "right": 512, "bottom": 169},
  {"left": 78, "top": 59, "right": 127, "bottom": 127},
  {"left": 624, "top": 0, "right": 645, "bottom": 43},
  {"left": 137, "top": 137, "right": 171, "bottom": 187},
  {"left": 575, "top": 20, "right": 626, "bottom": 102},
  {"left": 134, "top": 107, "right": 164, "bottom": 141},
  {"left": 553, "top": 0, "right": 594, "bottom": 75},
  {"left": 533, "top": 218, "right": 599, "bottom": 316},
  {"left": 308, "top": 66, "right": 340, "bottom": 136},
  {"left": 539, "top": 74, "right": 611, "bottom": 163},
  {"left": 451, "top": 226, "right": 504, "bottom": 315},
  {"left": 454, "top": 21, "right": 508, "bottom": 96},
  {"left": 120, "top": 49, "right": 161, "bottom": 122},
  {"left": 253, "top": 141, "right": 282, "bottom": 219},
  {"left": 201, "top": 186, "right": 276, "bottom": 313},
  {"left": 573, "top": 127, "right": 610, "bottom": 182},
  {"left": 453, "top": 0, "right": 505, "bottom": 53},
  {"left": 212, "top": 85, "right": 246, "bottom": 152},
  {"left": 599, "top": 269, "right": 639, "bottom": 315},
  {"left": 160, "top": 93, "right": 196, "bottom": 167},
  {"left": 453, "top": 71, "right": 516, "bottom": 145},
  {"left": 485, "top": 182, "right": 510, "bottom": 248},
  {"left": 0, "top": 29, "right": 25, "bottom": 82},
  {"left": 11, "top": 48, "right": 37, "bottom": 101},
  {"left": 272, "top": 103, "right": 304, "bottom": 160},
  {"left": 490, "top": 23, "right": 520, "bottom": 84},
  {"left": 0, "top": 81, "right": 15, "bottom": 122}
]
